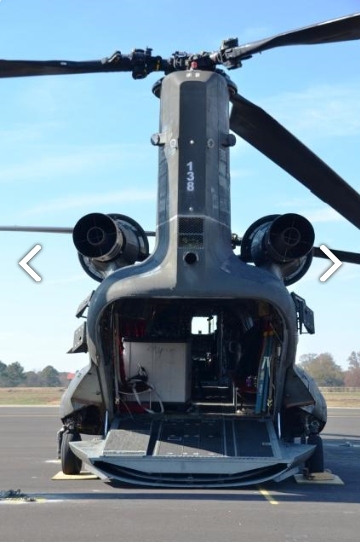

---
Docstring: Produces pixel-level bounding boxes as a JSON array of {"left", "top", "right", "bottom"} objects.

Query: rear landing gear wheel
[
  {"left": 305, "top": 434, "right": 324, "bottom": 473},
  {"left": 61, "top": 430, "right": 82, "bottom": 475}
]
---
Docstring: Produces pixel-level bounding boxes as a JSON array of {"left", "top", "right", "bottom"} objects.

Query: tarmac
[{"left": 1, "top": 406, "right": 360, "bottom": 542}]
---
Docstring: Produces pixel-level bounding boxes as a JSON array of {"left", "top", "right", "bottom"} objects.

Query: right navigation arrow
[{"left": 319, "top": 244, "right": 343, "bottom": 282}]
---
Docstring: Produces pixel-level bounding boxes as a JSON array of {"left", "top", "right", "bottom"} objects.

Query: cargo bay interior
[{"left": 101, "top": 298, "right": 283, "bottom": 416}]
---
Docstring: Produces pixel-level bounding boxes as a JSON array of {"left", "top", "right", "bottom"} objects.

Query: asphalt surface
[{"left": 0, "top": 406, "right": 360, "bottom": 542}]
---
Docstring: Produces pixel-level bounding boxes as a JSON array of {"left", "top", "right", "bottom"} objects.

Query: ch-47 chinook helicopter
[{"left": 2, "top": 12, "right": 360, "bottom": 488}]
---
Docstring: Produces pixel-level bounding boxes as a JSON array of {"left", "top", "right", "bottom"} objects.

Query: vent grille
[{"left": 178, "top": 217, "right": 204, "bottom": 248}]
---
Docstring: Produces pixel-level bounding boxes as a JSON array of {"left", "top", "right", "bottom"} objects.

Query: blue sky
[{"left": 0, "top": 0, "right": 359, "bottom": 372}]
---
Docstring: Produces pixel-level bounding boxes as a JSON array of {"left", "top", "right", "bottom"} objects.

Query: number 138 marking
[{"left": 186, "top": 161, "right": 195, "bottom": 191}]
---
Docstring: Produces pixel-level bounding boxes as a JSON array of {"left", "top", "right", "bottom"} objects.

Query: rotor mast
[{"left": 150, "top": 70, "right": 237, "bottom": 268}]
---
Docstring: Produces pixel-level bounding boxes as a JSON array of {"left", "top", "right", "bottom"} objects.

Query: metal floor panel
[
  {"left": 155, "top": 418, "right": 225, "bottom": 457},
  {"left": 233, "top": 418, "right": 274, "bottom": 457},
  {"left": 104, "top": 415, "right": 275, "bottom": 459},
  {"left": 104, "top": 419, "right": 152, "bottom": 455}
]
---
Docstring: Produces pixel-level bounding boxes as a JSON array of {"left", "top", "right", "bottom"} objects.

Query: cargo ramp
[{"left": 70, "top": 413, "right": 315, "bottom": 488}]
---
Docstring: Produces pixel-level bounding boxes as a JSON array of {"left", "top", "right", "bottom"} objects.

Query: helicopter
[{"left": 1, "top": 12, "right": 360, "bottom": 488}]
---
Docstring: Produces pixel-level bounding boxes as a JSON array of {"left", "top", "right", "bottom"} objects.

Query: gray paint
[{"left": 62, "top": 70, "right": 325, "bottom": 486}]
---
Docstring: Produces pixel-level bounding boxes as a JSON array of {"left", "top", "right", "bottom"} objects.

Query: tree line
[
  {"left": 0, "top": 361, "right": 71, "bottom": 388},
  {"left": 1, "top": 351, "right": 360, "bottom": 388},
  {"left": 298, "top": 351, "right": 360, "bottom": 387}
]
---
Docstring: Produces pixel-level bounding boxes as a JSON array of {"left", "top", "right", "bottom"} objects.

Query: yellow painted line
[{"left": 258, "top": 487, "right": 279, "bottom": 505}]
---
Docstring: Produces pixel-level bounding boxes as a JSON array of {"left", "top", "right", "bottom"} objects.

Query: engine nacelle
[
  {"left": 73, "top": 213, "right": 149, "bottom": 282},
  {"left": 240, "top": 213, "right": 314, "bottom": 285}
]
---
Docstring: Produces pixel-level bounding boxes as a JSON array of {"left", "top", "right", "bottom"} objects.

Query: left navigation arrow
[{"left": 19, "top": 245, "right": 42, "bottom": 282}]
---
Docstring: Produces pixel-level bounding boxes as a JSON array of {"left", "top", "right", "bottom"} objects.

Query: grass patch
[
  {"left": 0, "top": 387, "right": 65, "bottom": 405},
  {"left": 321, "top": 391, "right": 360, "bottom": 408},
  {"left": 1, "top": 388, "right": 360, "bottom": 407}
]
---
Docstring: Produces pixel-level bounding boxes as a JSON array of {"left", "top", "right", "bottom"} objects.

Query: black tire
[
  {"left": 305, "top": 434, "right": 324, "bottom": 473},
  {"left": 61, "top": 431, "right": 82, "bottom": 475}
]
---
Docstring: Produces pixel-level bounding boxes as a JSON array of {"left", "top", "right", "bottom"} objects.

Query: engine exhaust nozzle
[
  {"left": 241, "top": 213, "right": 315, "bottom": 285},
  {"left": 265, "top": 213, "right": 315, "bottom": 263},
  {"left": 73, "top": 213, "right": 150, "bottom": 281},
  {"left": 73, "top": 213, "right": 123, "bottom": 262}
]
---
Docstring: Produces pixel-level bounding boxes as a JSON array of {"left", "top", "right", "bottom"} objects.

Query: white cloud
[
  {"left": 303, "top": 207, "right": 344, "bottom": 224},
  {"left": 42, "top": 274, "right": 88, "bottom": 286},
  {"left": 0, "top": 121, "right": 62, "bottom": 145},
  {"left": 262, "top": 83, "right": 360, "bottom": 138},
  {"left": 0, "top": 143, "right": 152, "bottom": 183},
  {"left": 277, "top": 197, "right": 316, "bottom": 209},
  {"left": 269, "top": 199, "right": 349, "bottom": 225},
  {"left": 230, "top": 167, "right": 257, "bottom": 180},
  {"left": 22, "top": 189, "right": 156, "bottom": 216}
]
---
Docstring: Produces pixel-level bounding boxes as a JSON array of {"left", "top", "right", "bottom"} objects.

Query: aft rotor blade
[
  {"left": 0, "top": 225, "right": 73, "bottom": 233},
  {"left": 313, "top": 246, "right": 360, "bottom": 265},
  {"left": 233, "top": 13, "right": 360, "bottom": 60},
  {"left": 0, "top": 225, "right": 155, "bottom": 236},
  {"left": 230, "top": 93, "right": 360, "bottom": 230},
  {"left": 0, "top": 57, "right": 133, "bottom": 79}
]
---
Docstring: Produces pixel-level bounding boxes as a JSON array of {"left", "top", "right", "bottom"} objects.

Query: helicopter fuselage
[{"left": 61, "top": 70, "right": 326, "bottom": 487}]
